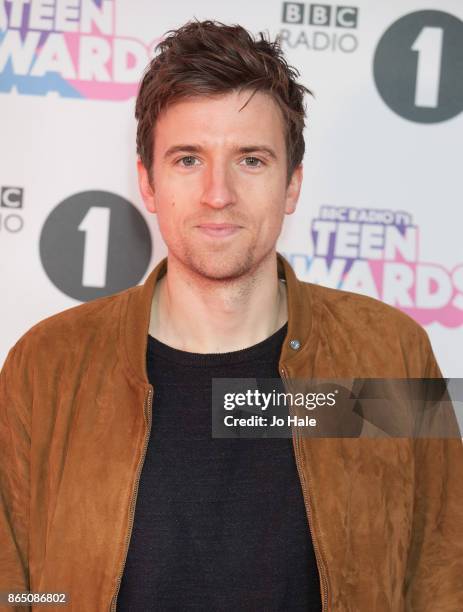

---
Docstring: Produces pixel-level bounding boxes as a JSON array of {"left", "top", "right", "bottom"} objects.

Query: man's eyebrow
[
  {"left": 163, "top": 144, "right": 278, "bottom": 160},
  {"left": 236, "top": 146, "right": 277, "bottom": 160},
  {"left": 163, "top": 144, "right": 203, "bottom": 159}
]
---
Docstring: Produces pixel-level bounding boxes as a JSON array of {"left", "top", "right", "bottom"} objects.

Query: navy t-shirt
[{"left": 117, "top": 323, "right": 322, "bottom": 611}]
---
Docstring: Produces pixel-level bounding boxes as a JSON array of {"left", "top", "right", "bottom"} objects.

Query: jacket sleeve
[
  {"left": 0, "top": 343, "right": 31, "bottom": 612},
  {"left": 404, "top": 336, "right": 463, "bottom": 611}
]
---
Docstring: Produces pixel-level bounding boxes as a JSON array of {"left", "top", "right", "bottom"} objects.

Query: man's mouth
[{"left": 196, "top": 223, "right": 242, "bottom": 238}]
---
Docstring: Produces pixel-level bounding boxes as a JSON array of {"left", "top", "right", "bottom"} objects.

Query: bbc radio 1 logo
[
  {"left": 374, "top": 10, "right": 463, "bottom": 123},
  {"left": 279, "top": 3, "right": 359, "bottom": 53},
  {"left": 0, "top": 186, "right": 24, "bottom": 232},
  {"left": 39, "top": 190, "right": 152, "bottom": 302}
]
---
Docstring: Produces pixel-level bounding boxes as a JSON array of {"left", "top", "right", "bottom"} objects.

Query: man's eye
[
  {"left": 242, "top": 156, "right": 263, "bottom": 167},
  {"left": 178, "top": 156, "right": 198, "bottom": 167}
]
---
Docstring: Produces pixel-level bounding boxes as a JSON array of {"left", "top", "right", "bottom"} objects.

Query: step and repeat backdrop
[{"left": 1, "top": 0, "right": 462, "bottom": 375}]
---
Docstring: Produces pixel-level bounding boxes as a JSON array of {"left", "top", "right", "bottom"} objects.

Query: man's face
[{"left": 138, "top": 89, "right": 302, "bottom": 280}]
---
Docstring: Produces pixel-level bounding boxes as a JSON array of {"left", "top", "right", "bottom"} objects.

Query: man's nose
[{"left": 200, "top": 162, "right": 237, "bottom": 209}]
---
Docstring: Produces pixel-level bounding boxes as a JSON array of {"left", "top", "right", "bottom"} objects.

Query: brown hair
[{"left": 135, "top": 20, "right": 312, "bottom": 184}]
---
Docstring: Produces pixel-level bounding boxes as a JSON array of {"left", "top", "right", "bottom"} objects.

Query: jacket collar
[{"left": 120, "top": 252, "right": 318, "bottom": 385}]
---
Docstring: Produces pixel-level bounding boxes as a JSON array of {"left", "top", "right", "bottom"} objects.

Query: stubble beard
[{"left": 180, "top": 240, "right": 259, "bottom": 282}]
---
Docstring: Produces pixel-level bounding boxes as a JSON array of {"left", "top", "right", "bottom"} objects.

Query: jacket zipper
[
  {"left": 280, "top": 366, "right": 329, "bottom": 611},
  {"left": 110, "top": 385, "right": 154, "bottom": 611}
]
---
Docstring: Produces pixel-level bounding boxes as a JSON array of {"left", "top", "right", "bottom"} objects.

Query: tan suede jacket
[{"left": 1, "top": 253, "right": 462, "bottom": 612}]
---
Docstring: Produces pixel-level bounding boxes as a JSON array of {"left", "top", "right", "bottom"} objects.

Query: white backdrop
[{"left": 1, "top": 0, "right": 462, "bottom": 376}]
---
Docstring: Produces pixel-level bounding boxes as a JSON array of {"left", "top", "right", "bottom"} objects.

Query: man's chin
[
  {"left": 191, "top": 264, "right": 252, "bottom": 282},
  {"left": 184, "top": 250, "right": 255, "bottom": 282}
]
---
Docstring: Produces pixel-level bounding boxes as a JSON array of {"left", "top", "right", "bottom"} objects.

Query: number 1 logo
[
  {"left": 373, "top": 10, "right": 463, "bottom": 123},
  {"left": 40, "top": 191, "right": 152, "bottom": 302}
]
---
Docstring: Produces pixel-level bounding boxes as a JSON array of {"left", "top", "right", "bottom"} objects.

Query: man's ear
[
  {"left": 137, "top": 158, "right": 156, "bottom": 213},
  {"left": 284, "top": 164, "right": 303, "bottom": 215}
]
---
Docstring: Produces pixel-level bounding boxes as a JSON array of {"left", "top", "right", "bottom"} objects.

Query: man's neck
[{"left": 148, "top": 252, "right": 287, "bottom": 354}]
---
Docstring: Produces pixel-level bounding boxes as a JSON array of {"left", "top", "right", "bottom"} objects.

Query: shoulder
[
  {"left": 301, "top": 281, "right": 437, "bottom": 376},
  {"left": 0, "top": 284, "right": 144, "bottom": 406},
  {"left": 307, "top": 282, "right": 421, "bottom": 332},
  {"left": 8, "top": 284, "right": 140, "bottom": 359}
]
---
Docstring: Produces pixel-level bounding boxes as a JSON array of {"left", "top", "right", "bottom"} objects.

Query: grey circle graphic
[
  {"left": 373, "top": 10, "right": 463, "bottom": 123},
  {"left": 40, "top": 190, "right": 152, "bottom": 301}
]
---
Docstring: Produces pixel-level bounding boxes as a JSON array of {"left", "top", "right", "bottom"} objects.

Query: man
[{"left": 1, "top": 20, "right": 462, "bottom": 612}]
